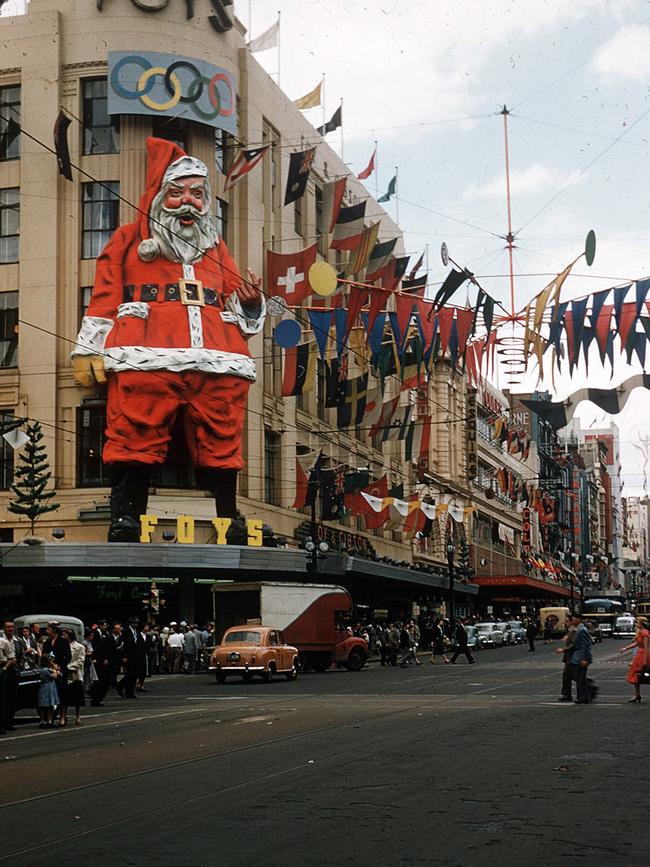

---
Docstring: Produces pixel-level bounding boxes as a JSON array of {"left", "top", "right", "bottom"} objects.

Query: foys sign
[
  {"left": 97, "top": 0, "right": 234, "bottom": 33},
  {"left": 108, "top": 51, "right": 237, "bottom": 134}
]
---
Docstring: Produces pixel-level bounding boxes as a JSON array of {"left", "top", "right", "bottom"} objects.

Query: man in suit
[
  {"left": 450, "top": 619, "right": 475, "bottom": 664},
  {"left": 90, "top": 619, "right": 112, "bottom": 706},
  {"left": 570, "top": 612, "right": 593, "bottom": 704},
  {"left": 119, "top": 617, "right": 144, "bottom": 698},
  {"left": 1, "top": 621, "right": 23, "bottom": 731}
]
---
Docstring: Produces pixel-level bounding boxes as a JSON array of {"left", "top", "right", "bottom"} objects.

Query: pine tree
[
  {"left": 457, "top": 527, "right": 475, "bottom": 583},
  {"left": 8, "top": 421, "right": 60, "bottom": 535}
]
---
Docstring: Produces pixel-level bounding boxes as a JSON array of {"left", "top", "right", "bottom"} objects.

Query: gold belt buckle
[{"left": 179, "top": 278, "right": 205, "bottom": 307}]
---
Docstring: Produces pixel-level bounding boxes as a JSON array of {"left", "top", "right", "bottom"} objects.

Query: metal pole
[
  {"left": 277, "top": 11, "right": 281, "bottom": 86},
  {"left": 447, "top": 544, "right": 455, "bottom": 630},
  {"left": 309, "top": 483, "right": 318, "bottom": 575},
  {"left": 500, "top": 105, "right": 516, "bottom": 320}
]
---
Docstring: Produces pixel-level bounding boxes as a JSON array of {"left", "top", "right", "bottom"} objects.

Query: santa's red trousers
[{"left": 103, "top": 370, "right": 249, "bottom": 469}]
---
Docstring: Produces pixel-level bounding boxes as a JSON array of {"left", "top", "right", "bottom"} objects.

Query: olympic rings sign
[{"left": 108, "top": 51, "right": 237, "bottom": 135}]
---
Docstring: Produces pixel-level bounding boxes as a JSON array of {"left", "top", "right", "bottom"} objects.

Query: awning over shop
[
  {"left": 347, "top": 556, "right": 478, "bottom": 595},
  {"left": 473, "top": 574, "right": 571, "bottom": 598}
]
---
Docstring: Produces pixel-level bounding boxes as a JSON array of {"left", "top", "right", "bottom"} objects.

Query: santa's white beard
[{"left": 148, "top": 191, "right": 218, "bottom": 264}]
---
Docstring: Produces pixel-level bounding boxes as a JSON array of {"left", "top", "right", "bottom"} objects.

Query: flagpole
[
  {"left": 340, "top": 98, "right": 344, "bottom": 162},
  {"left": 248, "top": 0, "right": 252, "bottom": 43},
  {"left": 322, "top": 73, "right": 326, "bottom": 133},
  {"left": 277, "top": 11, "right": 281, "bottom": 86},
  {"left": 395, "top": 165, "right": 399, "bottom": 226},
  {"left": 374, "top": 139, "right": 378, "bottom": 201}
]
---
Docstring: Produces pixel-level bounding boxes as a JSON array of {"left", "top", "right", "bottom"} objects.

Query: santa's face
[{"left": 162, "top": 176, "right": 207, "bottom": 228}]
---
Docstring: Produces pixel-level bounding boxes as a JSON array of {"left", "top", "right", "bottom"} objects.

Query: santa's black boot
[
  {"left": 195, "top": 467, "right": 248, "bottom": 545},
  {"left": 107, "top": 463, "right": 151, "bottom": 542}
]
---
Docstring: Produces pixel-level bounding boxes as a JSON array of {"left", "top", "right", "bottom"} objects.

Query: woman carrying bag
[{"left": 619, "top": 616, "right": 650, "bottom": 703}]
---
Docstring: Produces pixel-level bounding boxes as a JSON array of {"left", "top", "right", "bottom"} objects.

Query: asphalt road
[{"left": 1, "top": 640, "right": 646, "bottom": 867}]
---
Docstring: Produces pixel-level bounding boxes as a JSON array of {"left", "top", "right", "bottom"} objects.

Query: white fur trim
[
  {"left": 187, "top": 305, "right": 204, "bottom": 348},
  {"left": 72, "top": 316, "right": 114, "bottom": 357},
  {"left": 226, "top": 293, "right": 266, "bottom": 335},
  {"left": 117, "top": 302, "right": 150, "bottom": 320},
  {"left": 104, "top": 346, "right": 257, "bottom": 380},
  {"left": 137, "top": 238, "right": 159, "bottom": 262}
]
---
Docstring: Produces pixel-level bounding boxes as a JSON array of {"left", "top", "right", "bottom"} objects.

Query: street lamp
[
  {"left": 305, "top": 537, "right": 329, "bottom": 575},
  {"left": 447, "top": 538, "right": 455, "bottom": 630}
]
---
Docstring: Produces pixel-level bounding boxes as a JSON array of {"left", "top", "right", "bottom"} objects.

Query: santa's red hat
[{"left": 136, "top": 137, "right": 208, "bottom": 261}]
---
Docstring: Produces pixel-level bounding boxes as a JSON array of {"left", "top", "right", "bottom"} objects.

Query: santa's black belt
[{"left": 123, "top": 283, "right": 224, "bottom": 309}]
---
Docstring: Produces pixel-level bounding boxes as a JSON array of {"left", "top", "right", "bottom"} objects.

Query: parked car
[
  {"left": 209, "top": 625, "right": 299, "bottom": 684},
  {"left": 612, "top": 615, "right": 635, "bottom": 639},
  {"left": 13, "top": 614, "right": 84, "bottom": 642},
  {"left": 465, "top": 625, "right": 483, "bottom": 650},
  {"left": 502, "top": 620, "right": 526, "bottom": 644},
  {"left": 475, "top": 623, "right": 504, "bottom": 647}
]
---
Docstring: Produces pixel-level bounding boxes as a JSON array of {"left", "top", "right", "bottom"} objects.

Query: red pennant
[
  {"left": 395, "top": 294, "right": 416, "bottom": 346},
  {"left": 367, "top": 286, "right": 388, "bottom": 333},
  {"left": 437, "top": 308, "right": 454, "bottom": 355},
  {"left": 345, "top": 285, "right": 368, "bottom": 342},
  {"left": 595, "top": 304, "right": 613, "bottom": 354},
  {"left": 455, "top": 308, "right": 474, "bottom": 354},
  {"left": 617, "top": 301, "right": 637, "bottom": 349},
  {"left": 416, "top": 300, "right": 436, "bottom": 353}
]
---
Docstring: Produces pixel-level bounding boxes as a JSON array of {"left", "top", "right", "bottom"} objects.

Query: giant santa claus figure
[{"left": 72, "top": 138, "right": 265, "bottom": 542}]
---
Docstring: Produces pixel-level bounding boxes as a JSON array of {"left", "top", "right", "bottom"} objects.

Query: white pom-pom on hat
[{"left": 138, "top": 238, "right": 160, "bottom": 262}]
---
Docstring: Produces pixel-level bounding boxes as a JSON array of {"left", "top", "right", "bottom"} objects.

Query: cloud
[
  {"left": 591, "top": 25, "right": 650, "bottom": 82},
  {"left": 464, "top": 163, "right": 577, "bottom": 200}
]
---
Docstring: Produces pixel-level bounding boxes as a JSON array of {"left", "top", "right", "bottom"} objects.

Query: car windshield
[
  {"left": 476, "top": 625, "right": 492, "bottom": 632},
  {"left": 224, "top": 631, "right": 262, "bottom": 645}
]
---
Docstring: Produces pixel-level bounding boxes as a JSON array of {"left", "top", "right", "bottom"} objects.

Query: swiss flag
[{"left": 266, "top": 243, "right": 318, "bottom": 305}]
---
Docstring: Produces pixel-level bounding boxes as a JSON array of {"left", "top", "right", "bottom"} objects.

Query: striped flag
[
  {"left": 405, "top": 416, "right": 431, "bottom": 462},
  {"left": 282, "top": 342, "right": 316, "bottom": 396},
  {"left": 347, "top": 222, "right": 380, "bottom": 275},
  {"left": 322, "top": 177, "right": 346, "bottom": 233},
  {"left": 366, "top": 238, "right": 398, "bottom": 281},
  {"left": 224, "top": 145, "right": 270, "bottom": 192},
  {"left": 369, "top": 396, "right": 401, "bottom": 438},
  {"left": 381, "top": 403, "right": 412, "bottom": 442},
  {"left": 331, "top": 202, "right": 367, "bottom": 250},
  {"left": 291, "top": 449, "right": 323, "bottom": 509}
]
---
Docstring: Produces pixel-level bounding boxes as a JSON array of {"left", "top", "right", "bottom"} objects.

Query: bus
[{"left": 580, "top": 598, "right": 624, "bottom": 637}]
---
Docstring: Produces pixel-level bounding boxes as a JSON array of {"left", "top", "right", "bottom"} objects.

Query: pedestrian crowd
[{"left": 0, "top": 617, "right": 217, "bottom": 735}]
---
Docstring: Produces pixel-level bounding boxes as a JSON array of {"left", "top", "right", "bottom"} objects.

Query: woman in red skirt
[{"left": 619, "top": 616, "right": 650, "bottom": 703}]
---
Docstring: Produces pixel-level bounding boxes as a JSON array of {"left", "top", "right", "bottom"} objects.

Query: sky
[{"left": 2, "top": 0, "right": 650, "bottom": 491}]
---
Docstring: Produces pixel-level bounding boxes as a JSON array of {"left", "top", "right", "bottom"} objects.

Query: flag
[
  {"left": 357, "top": 148, "right": 376, "bottom": 180},
  {"left": 249, "top": 19, "right": 279, "bottom": 52},
  {"left": 337, "top": 374, "right": 368, "bottom": 428},
  {"left": 361, "top": 475, "right": 389, "bottom": 528},
  {"left": 348, "top": 222, "right": 380, "bottom": 275},
  {"left": 267, "top": 243, "right": 317, "bottom": 304},
  {"left": 370, "top": 396, "right": 400, "bottom": 437},
  {"left": 366, "top": 238, "right": 398, "bottom": 281},
  {"left": 381, "top": 404, "right": 412, "bottom": 442},
  {"left": 325, "top": 358, "right": 347, "bottom": 407},
  {"left": 317, "top": 104, "right": 342, "bottom": 136},
  {"left": 432, "top": 268, "right": 468, "bottom": 311},
  {"left": 291, "top": 449, "right": 323, "bottom": 509},
  {"left": 343, "top": 470, "right": 370, "bottom": 514},
  {"left": 224, "top": 145, "right": 269, "bottom": 192},
  {"left": 53, "top": 110, "right": 73, "bottom": 181},
  {"left": 321, "top": 468, "right": 345, "bottom": 520},
  {"left": 330, "top": 201, "right": 367, "bottom": 250},
  {"left": 293, "top": 81, "right": 322, "bottom": 110},
  {"left": 400, "top": 340, "right": 425, "bottom": 389},
  {"left": 282, "top": 342, "right": 316, "bottom": 396},
  {"left": 381, "top": 255, "right": 410, "bottom": 294},
  {"left": 408, "top": 252, "right": 425, "bottom": 281},
  {"left": 405, "top": 416, "right": 431, "bottom": 462},
  {"left": 285, "top": 147, "right": 316, "bottom": 205},
  {"left": 402, "top": 274, "right": 427, "bottom": 297},
  {"left": 322, "top": 177, "right": 346, "bottom": 233},
  {"left": 378, "top": 174, "right": 396, "bottom": 203}
]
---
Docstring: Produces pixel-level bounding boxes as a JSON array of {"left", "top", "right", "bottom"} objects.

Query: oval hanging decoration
[
  {"left": 274, "top": 318, "right": 301, "bottom": 348},
  {"left": 585, "top": 230, "right": 596, "bottom": 267},
  {"left": 309, "top": 261, "right": 338, "bottom": 296}
]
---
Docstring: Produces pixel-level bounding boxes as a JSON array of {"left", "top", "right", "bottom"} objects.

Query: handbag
[{"left": 638, "top": 667, "right": 650, "bottom": 684}]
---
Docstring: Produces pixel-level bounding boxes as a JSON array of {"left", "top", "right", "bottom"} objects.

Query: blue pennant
[{"left": 307, "top": 310, "right": 333, "bottom": 359}]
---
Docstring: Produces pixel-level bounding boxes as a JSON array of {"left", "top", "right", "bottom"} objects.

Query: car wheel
[
  {"left": 261, "top": 663, "right": 275, "bottom": 683},
  {"left": 215, "top": 671, "right": 226, "bottom": 685},
  {"left": 345, "top": 647, "right": 367, "bottom": 671},
  {"left": 286, "top": 659, "right": 299, "bottom": 681}
]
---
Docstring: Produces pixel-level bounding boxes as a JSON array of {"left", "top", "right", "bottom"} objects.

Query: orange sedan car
[{"left": 209, "top": 626, "right": 299, "bottom": 684}]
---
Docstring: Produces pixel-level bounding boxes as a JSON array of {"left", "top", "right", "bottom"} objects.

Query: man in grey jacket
[
  {"left": 182, "top": 625, "right": 199, "bottom": 674},
  {"left": 570, "top": 613, "right": 593, "bottom": 704}
]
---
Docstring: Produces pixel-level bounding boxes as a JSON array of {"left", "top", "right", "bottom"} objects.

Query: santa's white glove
[{"left": 73, "top": 355, "right": 107, "bottom": 387}]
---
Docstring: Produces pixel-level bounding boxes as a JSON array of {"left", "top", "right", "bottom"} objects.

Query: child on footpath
[{"left": 37, "top": 657, "right": 61, "bottom": 728}]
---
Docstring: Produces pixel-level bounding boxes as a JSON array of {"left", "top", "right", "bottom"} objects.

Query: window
[
  {"left": 82, "top": 182, "right": 119, "bottom": 259},
  {"left": 315, "top": 185, "right": 326, "bottom": 255},
  {"left": 294, "top": 196, "right": 303, "bottom": 236},
  {"left": 152, "top": 117, "right": 188, "bottom": 150},
  {"left": 215, "top": 197, "right": 228, "bottom": 242},
  {"left": 77, "top": 401, "right": 109, "bottom": 487},
  {"left": 0, "top": 188, "right": 19, "bottom": 263},
  {"left": 0, "top": 85, "right": 20, "bottom": 161},
  {"left": 264, "top": 429, "right": 281, "bottom": 506},
  {"left": 0, "top": 291, "right": 18, "bottom": 368},
  {"left": 214, "top": 129, "right": 232, "bottom": 175},
  {"left": 79, "top": 286, "right": 93, "bottom": 326},
  {"left": 82, "top": 78, "right": 119, "bottom": 155},
  {"left": 0, "top": 411, "right": 15, "bottom": 490}
]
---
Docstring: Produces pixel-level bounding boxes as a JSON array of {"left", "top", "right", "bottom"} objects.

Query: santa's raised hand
[{"left": 237, "top": 268, "right": 262, "bottom": 309}]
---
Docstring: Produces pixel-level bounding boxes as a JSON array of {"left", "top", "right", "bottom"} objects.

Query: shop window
[
  {"left": 264, "top": 429, "right": 281, "bottom": 506},
  {"left": 0, "top": 188, "right": 19, "bottom": 263},
  {"left": 0, "top": 291, "right": 18, "bottom": 368},
  {"left": 77, "top": 401, "right": 109, "bottom": 488},
  {"left": 82, "top": 78, "right": 120, "bottom": 155},
  {"left": 82, "top": 182, "right": 119, "bottom": 259},
  {"left": 0, "top": 411, "right": 15, "bottom": 490},
  {"left": 0, "top": 85, "right": 20, "bottom": 161}
]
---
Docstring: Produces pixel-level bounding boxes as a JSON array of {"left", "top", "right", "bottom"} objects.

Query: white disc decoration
[{"left": 267, "top": 296, "right": 288, "bottom": 317}]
